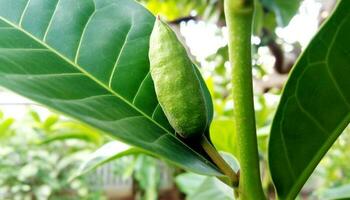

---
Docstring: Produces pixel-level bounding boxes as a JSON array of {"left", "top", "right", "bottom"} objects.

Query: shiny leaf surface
[
  {"left": 0, "top": 0, "right": 220, "bottom": 176},
  {"left": 269, "top": 1, "right": 350, "bottom": 199}
]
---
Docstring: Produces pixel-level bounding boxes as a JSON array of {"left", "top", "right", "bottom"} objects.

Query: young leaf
[
  {"left": 0, "top": 0, "right": 220, "bottom": 176},
  {"left": 269, "top": 1, "right": 350, "bottom": 199},
  {"left": 187, "top": 176, "right": 233, "bottom": 200},
  {"left": 210, "top": 118, "right": 237, "bottom": 157},
  {"left": 39, "top": 132, "right": 100, "bottom": 145},
  {"left": 70, "top": 141, "right": 139, "bottom": 180}
]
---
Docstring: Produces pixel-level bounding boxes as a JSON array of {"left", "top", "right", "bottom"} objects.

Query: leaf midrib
[{"left": 0, "top": 16, "right": 217, "bottom": 169}]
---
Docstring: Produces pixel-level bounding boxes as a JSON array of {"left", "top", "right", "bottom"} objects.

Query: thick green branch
[{"left": 224, "top": 0, "right": 265, "bottom": 199}]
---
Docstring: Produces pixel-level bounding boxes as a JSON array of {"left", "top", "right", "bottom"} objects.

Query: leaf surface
[
  {"left": 269, "top": 1, "right": 350, "bottom": 199},
  {"left": 0, "top": 0, "right": 220, "bottom": 176}
]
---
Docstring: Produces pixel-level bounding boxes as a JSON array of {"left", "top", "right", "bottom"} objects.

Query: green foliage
[
  {"left": 0, "top": 0, "right": 221, "bottom": 176},
  {"left": 177, "top": 173, "right": 234, "bottom": 200},
  {"left": 269, "top": 1, "right": 350, "bottom": 199},
  {"left": 140, "top": 0, "right": 204, "bottom": 21},
  {"left": 175, "top": 153, "right": 238, "bottom": 200},
  {"left": 39, "top": 121, "right": 104, "bottom": 145},
  {"left": 0, "top": 117, "right": 14, "bottom": 138},
  {"left": 0, "top": 0, "right": 349, "bottom": 199},
  {"left": 140, "top": 0, "right": 223, "bottom": 23},
  {"left": 70, "top": 141, "right": 140, "bottom": 180},
  {"left": 134, "top": 155, "right": 161, "bottom": 200},
  {"left": 210, "top": 118, "right": 237, "bottom": 157},
  {"left": 0, "top": 111, "right": 104, "bottom": 200}
]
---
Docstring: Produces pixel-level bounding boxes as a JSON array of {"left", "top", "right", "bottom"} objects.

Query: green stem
[
  {"left": 224, "top": 0, "right": 265, "bottom": 199},
  {"left": 200, "top": 135, "right": 239, "bottom": 187}
]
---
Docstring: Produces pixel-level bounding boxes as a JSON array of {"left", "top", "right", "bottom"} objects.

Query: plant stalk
[
  {"left": 201, "top": 135, "right": 239, "bottom": 187},
  {"left": 224, "top": 0, "right": 265, "bottom": 199}
]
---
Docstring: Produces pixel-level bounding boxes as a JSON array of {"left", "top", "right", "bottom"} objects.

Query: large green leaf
[
  {"left": 269, "top": 1, "right": 350, "bottom": 199},
  {"left": 0, "top": 0, "right": 220, "bottom": 176}
]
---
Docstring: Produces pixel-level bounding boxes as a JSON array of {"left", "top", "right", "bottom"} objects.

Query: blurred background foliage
[{"left": 1, "top": 0, "right": 348, "bottom": 199}]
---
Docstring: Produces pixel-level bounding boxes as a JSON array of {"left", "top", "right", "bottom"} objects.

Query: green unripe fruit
[{"left": 149, "top": 17, "right": 208, "bottom": 138}]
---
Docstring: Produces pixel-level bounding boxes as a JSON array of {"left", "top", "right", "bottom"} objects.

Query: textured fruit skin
[{"left": 149, "top": 18, "right": 207, "bottom": 138}]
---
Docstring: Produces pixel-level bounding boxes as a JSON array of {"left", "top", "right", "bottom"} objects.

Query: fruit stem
[
  {"left": 224, "top": 0, "right": 266, "bottom": 199},
  {"left": 200, "top": 135, "right": 239, "bottom": 187}
]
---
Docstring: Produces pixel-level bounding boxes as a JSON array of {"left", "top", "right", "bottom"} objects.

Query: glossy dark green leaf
[
  {"left": 269, "top": 1, "right": 350, "bottom": 199},
  {"left": 0, "top": 0, "right": 220, "bottom": 176}
]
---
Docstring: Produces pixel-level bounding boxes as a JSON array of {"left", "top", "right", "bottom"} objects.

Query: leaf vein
[
  {"left": 279, "top": 96, "right": 297, "bottom": 181},
  {"left": 132, "top": 72, "right": 150, "bottom": 104},
  {"left": 151, "top": 104, "right": 160, "bottom": 119},
  {"left": 0, "top": 16, "right": 174, "bottom": 136},
  {"left": 294, "top": 95, "right": 329, "bottom": 134},
  {"left": 43, "top": 0, "right": 60, "bottom": 42},
  {"left": 325, "top": 15, "right": 350, "bottom": 109},
  {"left": 0, "top": 48, "right": 48, "bottom": 51},
  {"left": 19, "top": 0, "right": 31, "bottom": 27},
  {"left": 74, "top": 0, "right": 96, "bottom": 63},
  {"left": 3, "top": 72, "right": 83, "bottom": 78},
  {"left": 0, "top": 13, "right": 219, "bottom": 171},
  {"left": 108, "top": 14, "right": 134, "bottom": 88}
]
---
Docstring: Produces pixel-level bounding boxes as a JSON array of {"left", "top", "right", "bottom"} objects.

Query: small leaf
[
  {"left": 219, "top": 151, "right": 239, "bottom": 173},
  {"left": 29, "top": 110, "right": 41, "bottom": 122},
  {"left": 175, "top": 172, "right": 234, "bottom": 200},
  {"left": 70, "top": 141, "right": 139, "bottom": 180},
  {"left": 0, "top": 118, "right": 14, "bottom": 137},
  {"left": 42, "top": 114, "right": 59, "bottom": 131},
  {"left": 269, "top": 1, "right": 350, "bottom": 199},
  {"left": 188, "top": 176, "right": 234, "bottom": 200},
  {"left": 39, "top": 132, "right": 99, "bottom": 145},
  {"left": 176, "top": 173, "right": 207, "bottom": 196},
  {"left": 210, "top": 118, "right": 237, "bottom": 158}
]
